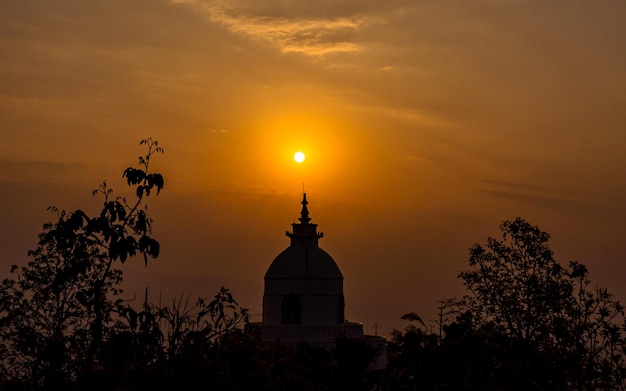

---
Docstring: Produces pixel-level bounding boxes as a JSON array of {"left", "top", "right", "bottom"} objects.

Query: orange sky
[{"left": 1, "top": 0, "right": 626, "bottom": 336}]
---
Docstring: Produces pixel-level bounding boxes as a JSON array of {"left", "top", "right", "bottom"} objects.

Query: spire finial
[{"left": 299, "top": 193, "right": 311, "bottom": 224}]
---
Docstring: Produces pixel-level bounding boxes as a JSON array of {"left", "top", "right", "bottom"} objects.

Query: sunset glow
[{"left": 1, "top": 0, "right": 626, "bottom": 338}]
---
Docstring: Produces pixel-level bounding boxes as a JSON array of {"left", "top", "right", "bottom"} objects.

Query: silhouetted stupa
[{"left": 251, "top": 193, "right": 386, "bottom": 369}]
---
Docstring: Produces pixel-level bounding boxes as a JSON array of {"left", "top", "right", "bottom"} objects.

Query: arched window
[
  {"left": 337, "top": 295, "right": 345, "bottom": 323},
  {"left": 281, "top": 294, "right": 301, "bottom": 325}
]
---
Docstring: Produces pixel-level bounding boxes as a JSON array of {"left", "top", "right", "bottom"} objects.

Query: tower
[
  {"left": 253, "top": 194, "right": 386, "bottom": 370},
  {"left": 262, "top": 193, "right": 345, "bottom": 328}
]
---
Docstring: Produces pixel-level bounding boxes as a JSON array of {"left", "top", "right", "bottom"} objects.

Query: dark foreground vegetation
[{"left": 1, "top": 139, "right": 625, "bottom": 390}]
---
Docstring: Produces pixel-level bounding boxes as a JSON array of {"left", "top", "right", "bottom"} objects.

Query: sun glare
[{"left": 294, "top": 151, "right": 305, "bottom": 163}]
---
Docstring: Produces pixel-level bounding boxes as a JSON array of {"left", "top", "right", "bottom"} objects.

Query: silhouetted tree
[
  {"left": 459, "top": 217, "right": 626, "bottom": 390},
  {"left": 56, "top": 138, "right": 164, "bottom": 366},
  {"left": 0, "top": 138, "right": 164, "bottom": 389},
  {"left": 86, "top": 287, "right": 249, "bottom": 390},
  {"left": 0, "top": 232, "right": 122, "bottom": 388},
  {"left": 386, "top": 218, "right": 626, "bottom": 391},
  {"left": 387, "top": 312, "right": 442, "bottom": 390},
  {"left": 97, "top": 292, "right": 384, "bottom": 391}
]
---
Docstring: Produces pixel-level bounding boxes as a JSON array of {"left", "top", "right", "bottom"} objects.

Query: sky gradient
[{"left": 2, "top": 0, "right": 626, "bottom": 336}]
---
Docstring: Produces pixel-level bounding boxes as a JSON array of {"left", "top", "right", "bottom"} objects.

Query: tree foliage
[
  {"left": 0, "top": 138, "right": 165, "bottom": 388},
  {"left": 386, "top": 217, "right": 626, "bottom": 390},
  {"left": 111, "top": 286, "right": 249, "bottom": 359},
  {"left": 59, "top": 137, "right": 164, "bottom": 266},
  {"left": 0, "top": 233, "right": 122, "bottom": 387},
  {"left": 458, "top": 217, "right": 626, "bottom": 390},
  {"left": 82, "top": 287, "right": 250, "bottom": 390}
]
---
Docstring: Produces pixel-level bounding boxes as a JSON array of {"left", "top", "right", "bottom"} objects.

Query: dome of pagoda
[{"left": 265, "top": 244, "right": 343, "bottom": 280}]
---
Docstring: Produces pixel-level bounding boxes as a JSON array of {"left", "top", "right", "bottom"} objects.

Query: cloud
[
  {"left": 399, "top": 155, "right": 430, "bottom": 163},
  {"left": 480, "top": 179, "right": 592, "bottom": 211},
  {"left": 350, "top": 104, "right": 454, "bottom": 128},
  {"left": 207, "top": 127, "right": 229, "bottom": 134},
  {"left": 171, "top": 0, "right": 371, "bottom": 58}
]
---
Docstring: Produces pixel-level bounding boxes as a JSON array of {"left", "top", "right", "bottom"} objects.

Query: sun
[{"left": 294, "top": 151, "right": 305, "bottom": 163}]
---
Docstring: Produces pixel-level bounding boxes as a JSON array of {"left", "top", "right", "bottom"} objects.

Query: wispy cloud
[
  {"left": 171, "top": 0, "right": 368, "bottom": 57},
  {"left": 207, "top": 127, "right": 229, "bottom": 134},
  {"left": 480, "top": 179, "right": 592, "bottom": 211},
  {"left": 351, "top": 104, "right": 454, "bottom": 128}
]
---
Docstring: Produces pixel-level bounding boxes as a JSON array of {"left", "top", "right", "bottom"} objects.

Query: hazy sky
[{"left": 2, "top": 0, "right": 626, "bottom": 336}]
